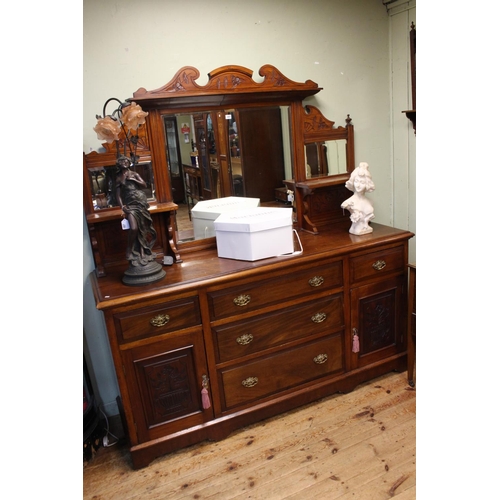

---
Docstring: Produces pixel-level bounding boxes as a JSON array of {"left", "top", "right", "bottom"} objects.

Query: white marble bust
[{"left": 341, "top": 162, "right": 375, "bottom": 235}]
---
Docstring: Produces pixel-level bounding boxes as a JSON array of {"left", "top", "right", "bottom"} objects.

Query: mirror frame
[
  {"left": 284, "top": 105, "right": 355, "bottom": 234},
  {"left": 299, "top": 105, "right": 354, "bottom": 182},
  {"left": 130, "top": 65, "right": 324, "bottom": 253}
]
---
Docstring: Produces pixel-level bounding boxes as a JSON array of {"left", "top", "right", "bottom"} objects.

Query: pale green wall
[
  {"left": 387, "top": 0, "right": 416, "bottom": 264},
  {"left": 83, "top": 0, "right": 416, "bottom": 416}
]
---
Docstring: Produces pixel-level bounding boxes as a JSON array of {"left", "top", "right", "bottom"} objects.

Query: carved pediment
[{"left": 131, "top": 65, "right": 322, "bottom": 108}]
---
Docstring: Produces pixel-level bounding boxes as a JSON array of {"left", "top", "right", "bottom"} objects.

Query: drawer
[
  {"left": 220, "top": 334, "right": 343, "bottom": 409},
  {"left": 350, "top": 246, "right": 405, "bottom": 284},
  {"left": 208, "top": 260, "right": 343, "bottom": 320},
  {"left": 214, "top": 294, "right": 344, "bottom": 363},
  {"left": 114, "top": 296, "right": 201, "bottom": 342}
]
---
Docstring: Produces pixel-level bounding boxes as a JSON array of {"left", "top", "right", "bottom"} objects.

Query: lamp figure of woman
[
  {"left": 115, "top": 155, "right": 157, "bottom": 265},
  {"left": 341, "top": 162, "right": 375, "bottom": 235}
]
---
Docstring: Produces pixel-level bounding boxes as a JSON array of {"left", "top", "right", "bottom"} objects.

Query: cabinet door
[
  {"left": 122, "top": 329, "right": 213, "bottom": 443},
  {"left": 350, "top": 275, "right": 406, "bottom": 369}
]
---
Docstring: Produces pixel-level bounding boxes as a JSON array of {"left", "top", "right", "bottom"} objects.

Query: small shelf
[
  {"left": 86, "top": 201, "right": 178, "bottom": 224},
  {"left": 402, "top": 110, "right": 416, "bottom": 133}
]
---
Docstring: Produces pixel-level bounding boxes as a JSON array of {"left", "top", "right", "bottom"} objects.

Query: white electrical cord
[
  {"left": 279, "top": 229, "right": 303, "bottom": 257},
  {"left": 99, "top": 407, "right": 119, "bottom": 448}
]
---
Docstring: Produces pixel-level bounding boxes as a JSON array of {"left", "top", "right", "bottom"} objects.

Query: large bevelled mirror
[{"left": 161, "top": 106, "right": 294, "bottom": 243}]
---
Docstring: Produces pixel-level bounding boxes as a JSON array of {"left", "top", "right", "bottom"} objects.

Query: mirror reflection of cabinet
[
  {"left": 236, "top": 107, "right": 286, "bottom": 201},
  {"left": 176, "top": 108, "right": 287, "bottom": 204},
  {"left": 182, "top": 164, "right": 202, "bottom": 221},
  {"left": 194, "top": 113, "right": 213, "bottom": 200},
  {"left": 207, "top": 114, "right": 221, "bottom": 199},
  {"left": 164, "top": 116, "right": 185, "bottom": 204},
  {"left": 305, "top": 142, "right": 328, "bottom": 177},
  {"left": 305, "top": 140, "right": 347, "bottom": 178}
]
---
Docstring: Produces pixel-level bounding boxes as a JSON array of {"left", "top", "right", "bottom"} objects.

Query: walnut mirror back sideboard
[{"left": 84, "top": 65, "right": 414, "bottom": 469}]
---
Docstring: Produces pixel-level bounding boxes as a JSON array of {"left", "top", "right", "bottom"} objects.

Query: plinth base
[{"left": 122, "top": 260, "right": 166, "bottom": 286}]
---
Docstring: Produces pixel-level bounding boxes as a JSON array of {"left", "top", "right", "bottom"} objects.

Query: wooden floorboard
[{"left": 83, "top": 370, "right": 416, "bottom": 499}]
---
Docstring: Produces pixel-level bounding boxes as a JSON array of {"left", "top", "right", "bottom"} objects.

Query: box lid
[
  {"left": 191, "top": 196, "right": 260, "bottom": 220},
  {"left": 214, "top": 207, "right": 293, "bottom": 233}
]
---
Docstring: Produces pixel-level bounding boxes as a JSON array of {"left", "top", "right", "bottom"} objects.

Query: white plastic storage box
[
  {"left": 191, "top": 196, "right": 260, "bottom": 240},
  {"left": 214, "top": 207, "right": 294, "bottom": 261}
]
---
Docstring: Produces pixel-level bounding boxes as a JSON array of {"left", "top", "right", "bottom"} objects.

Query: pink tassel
[
  {"left": 352, "top": 334, "right": 360, "bottom": 353},
  {"left": 201, "top": 388, "right": 211, "bottom": 409}
]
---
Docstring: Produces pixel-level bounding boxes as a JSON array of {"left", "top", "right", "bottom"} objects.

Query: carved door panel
[
  {"left": 350, "top": 275, "right": 406, "bottom": 369},
  {"left": 122, "top": 328, "right": 213, "bottom": 443}
]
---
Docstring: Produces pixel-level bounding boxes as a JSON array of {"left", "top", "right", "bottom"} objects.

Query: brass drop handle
[
  {"left": 311, "top": 312, "right": 327, "bottom": 323},
  {"left": 242, "top": 377, "right": 259, "bottom": 388},
  {"left": 314, "top": 354, "right": 328, "bottom": 364},
  {"left": 372, "top": 260, "right": 386, "bottom": 271},
  {"left": 308, "top": 276, "right": 324, "bottom": 287},
  {"left": 234, "top": 294, "right": 251, "bottom": 307},
  {"left": 150, "top": 314, "right": 170, "bottom": 327},
  {"left": 236, "top": 333, "right": 254, "bottom": 345}
]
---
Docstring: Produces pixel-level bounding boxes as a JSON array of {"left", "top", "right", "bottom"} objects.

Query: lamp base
[{"left": 122, "top": 259, "right": 166, "bottom": 286}]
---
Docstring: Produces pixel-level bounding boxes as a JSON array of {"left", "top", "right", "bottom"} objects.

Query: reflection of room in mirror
[
  {"left": 175, "top": 203, "right": 193, "bottom": 241},
  {"left": 305, "top": 139, "right": 347, "bottom": 178},
  {"left": 90, "top": 162, "right": 155, "bottom": 210}
]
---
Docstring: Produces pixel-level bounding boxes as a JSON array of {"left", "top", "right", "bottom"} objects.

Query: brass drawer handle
[
  {"left": 311, "top": 312, "right": 327, "bottom": 323},
  {"left": 150, "top": 314, "right": 170, "bottom": 327},
  {"left": 372, "top": 260, "right": 386, "bottom": 271},
  {"left": 242, "top": 376, "right": 258, "bottom": 388},
  {"left": 234, "top": 294, "right": 251, "bottom": 307},
  {"left": 308, "top": 275, "right": 324, "bottom": 287},
  {"left": 314, "top": 353, "right": 328, "bottom": 364},
  {"left": 236, "top": 333, "right": 254, "bottom": 345}
]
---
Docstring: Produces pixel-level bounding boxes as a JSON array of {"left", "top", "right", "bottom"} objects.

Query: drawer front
[
  {"left": 208, "top": 260, "right": 343, "bottom": 320},
  {"left": 114, "top": 296, "right": 201, "bottom": 342},
  {"left": 214, "top": 294, "right": 344, "bottom": 363},
  {"left": 220, "top": 334, "right": 343, "bottom": 409},
  {"left": 350, "top": 246, "right": 405, "bottom": 284}
]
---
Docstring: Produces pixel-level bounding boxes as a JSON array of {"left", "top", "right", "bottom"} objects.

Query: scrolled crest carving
[{"left": 132, "top": 64, "right": 320, "bottom": 102}]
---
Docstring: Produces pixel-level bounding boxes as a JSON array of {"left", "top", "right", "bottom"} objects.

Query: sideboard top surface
[{"left": 90, "top": 223, "right": 414, "bottom": 310}]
